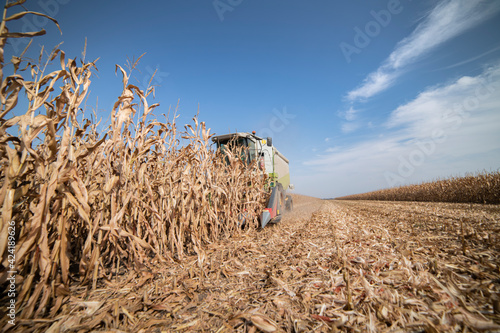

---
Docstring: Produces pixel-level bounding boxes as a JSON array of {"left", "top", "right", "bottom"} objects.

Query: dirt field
[{"left": 22, "top": 195, "right": 500, "bottom": 332}]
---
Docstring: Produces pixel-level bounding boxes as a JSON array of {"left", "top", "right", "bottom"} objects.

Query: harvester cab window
[
  {"left": 247, "top": 139, "right": 257, "bottom": 162},
  {"left": 218, "top": 138, "right": 246, "bottom": 153},
  {"left": 217, "top": 137, "right": 253, "bottom": 165}
]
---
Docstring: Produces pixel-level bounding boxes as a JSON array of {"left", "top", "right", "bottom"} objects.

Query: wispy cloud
[
  {"left": 325, "top": 147, "right": 340, "bottom": 153},
  {"left": 343, "top": 106, "right": 358, "bottom": 121},
  {"left": 347, "top": 69, "right": 398, "bottom": 102},
  {"left": 435, "top": 45, "right": 500, "bottom": 71},
  {"left": 341, "top": 122, "right": 361, "bottom": 133},
  {"left": 300, "top": 62, "right": 500, "bottom": 197},
  {"left": 347, "top": 0, "right": 500, "bottom": 102},
  {"left": 338, "top": 106, "right": 362, "bottom": 133}
]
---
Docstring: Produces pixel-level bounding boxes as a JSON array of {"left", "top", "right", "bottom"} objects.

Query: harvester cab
[{"left": 212, "top": 131, "right": 293, "bottom": 227}]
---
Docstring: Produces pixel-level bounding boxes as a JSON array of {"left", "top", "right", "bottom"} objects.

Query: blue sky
[{"left": 6, "top": 0, "right": 500, "bottom": 198}]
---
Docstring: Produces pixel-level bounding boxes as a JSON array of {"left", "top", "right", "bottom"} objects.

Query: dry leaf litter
[{"left": 3, "top": 196, "right": 498, "bottom": 332}]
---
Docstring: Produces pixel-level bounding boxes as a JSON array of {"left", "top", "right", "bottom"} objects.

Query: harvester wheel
[
  {"left": 285, "top": 194, "right": 293, "bottom": 212},
  {"left": 276, "top": 184, "right": 284, "bottom": 216}
]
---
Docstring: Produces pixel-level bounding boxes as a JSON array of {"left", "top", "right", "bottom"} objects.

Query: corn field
[
  {"left": 2, "top": 3, "right": 500, "bottom": 332},
  {"left": 0, "top": 1, "right": 267, "bottom": 325},
  {"left": 336, "top": 171, "right": 500, "bottom": 204}
]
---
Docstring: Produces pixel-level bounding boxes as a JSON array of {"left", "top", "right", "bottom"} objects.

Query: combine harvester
[{"left": 212, "top": 131, "right": 293, "bottom": 227}]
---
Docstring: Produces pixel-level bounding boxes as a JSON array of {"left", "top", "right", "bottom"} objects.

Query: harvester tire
[
  {"left": 285, "top": 194, "right": 293, "bottom": 212},
  {"left": 276, "top": 184, "right": 285, "bottom": 217}
]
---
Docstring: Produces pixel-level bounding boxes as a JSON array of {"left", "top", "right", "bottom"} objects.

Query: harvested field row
[
  {"left": 336, "top": 171, "right": 500, "bottom": 204},
  {"left": 8, "top": 196, "right": 499, "bottom": 332}
]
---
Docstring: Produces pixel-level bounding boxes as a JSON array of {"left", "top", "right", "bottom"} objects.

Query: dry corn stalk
[
  {"left": 337, "top": 171, "right": 500, "bottom": 204},
  {"left": 0, "top": 1, "right": 267, "bottom": 322}
]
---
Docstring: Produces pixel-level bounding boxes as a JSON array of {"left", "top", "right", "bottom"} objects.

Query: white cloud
[
  {"left": 388, "top": 0, "right": 499, "bottom": 69},
  {"left": 347, "top": 69, "right": 398, "bottom": 101},
  {"left": 434, "top": 45, "right": 500, "bottom": 71},
  {"left": 344, "top": 106, "right": 358, "bottom": 121},
  {"left": 341, "top": 122, "right": 361, "bottom": 133},
  {"left": 337, "top": 106, "right": 362, "bottom": 133},
  {"left": 347, "top": 0, "right": 500, "bottom": 102},
  {"left": 387, "top": 65, "right": 500, "bottom": 131},
  {"left": 299, "top": 63, "right": 500, "bottom": 198},
  {"left": 325, "top": 147, "right": 340, "bottom": 153},
  {"left": 338, "top": 106, "right": 359, "bottom": 121}
]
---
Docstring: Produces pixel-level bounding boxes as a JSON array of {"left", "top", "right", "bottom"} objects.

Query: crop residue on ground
[{"left": 10, "top": 196, "right": 498, "bottom": 332}]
